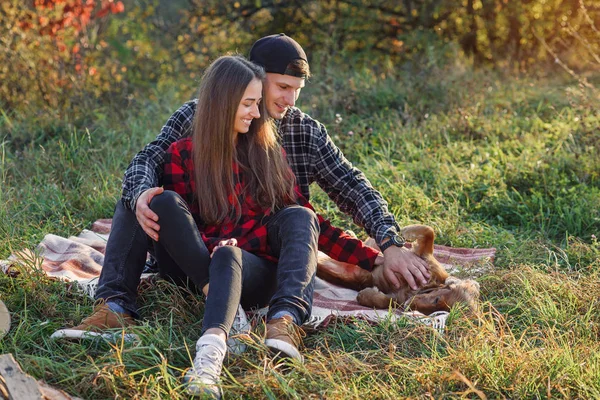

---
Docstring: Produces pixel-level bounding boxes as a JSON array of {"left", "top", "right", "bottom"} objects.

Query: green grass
[{"left": 0, "top": 63, "right": 599, "bottom": 398}]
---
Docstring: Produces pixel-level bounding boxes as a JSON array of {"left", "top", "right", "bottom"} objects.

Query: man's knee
[
  {"left": 112, "top": 199, "right": 137, "bottom": 225},
  {"left": 148, "top": 190, "right": 182, "bottom": 217},
  {"left": 273, "top": 206, "right": 319, "bottom": 243},
  {"left": 107, "top": 199, "right": 147, "bottom": 244}
]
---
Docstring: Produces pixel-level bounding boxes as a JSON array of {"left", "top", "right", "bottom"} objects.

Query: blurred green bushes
[
  {"left": 1, "top": 0, "right": 599, "bottom": 141},
  {"left": 1, "top": 1, "right": 126, "bottom": 114}
]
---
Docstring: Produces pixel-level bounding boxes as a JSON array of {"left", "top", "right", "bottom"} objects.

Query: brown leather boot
[
  {"left": 72, "top": 303, "right": 136, "bottom": 331},
  {"left": 264, "top": 315, "right": 305, "bottom": 363},
  {"left": 50, "top": 302, "right": 137, "bottom": 341}
]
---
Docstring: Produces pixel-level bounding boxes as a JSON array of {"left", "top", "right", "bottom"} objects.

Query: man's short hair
[{"left": 285, "top": 58, "right": 311, "bottom": 79}]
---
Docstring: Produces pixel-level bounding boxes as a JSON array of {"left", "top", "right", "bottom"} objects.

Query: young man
[{"left": 56, "top": 34, "right": 429, "bottom": 362}]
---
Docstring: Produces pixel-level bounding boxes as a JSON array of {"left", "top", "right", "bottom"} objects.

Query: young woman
[{"left": 150, "top": 55, "right": 379, "bottom": 398}]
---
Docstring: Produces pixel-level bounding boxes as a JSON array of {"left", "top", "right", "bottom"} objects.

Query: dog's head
[{"left": 406, "top": 277, "right": 480, "bottom": 315}]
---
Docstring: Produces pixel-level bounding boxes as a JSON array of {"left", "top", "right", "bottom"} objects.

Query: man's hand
[
  {"left": 382, "top": 245, "right": 430, "bottom": 290},
  {"left": 135, "top": 187, "right": 164, "bottom": 241},
  {"left": 211, "top": 238, "right": 237, "bottom": 257}
]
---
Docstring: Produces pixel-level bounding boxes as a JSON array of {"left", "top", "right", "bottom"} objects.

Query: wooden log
[
  {"left": 0, "top": 354, "right": 42, "bottom": 400},
  {"left": 0, "top": 354, "right": 83, "bottom": 400},
  {"left": 0, "top": 301, "right": 10, "bottom": 339}
]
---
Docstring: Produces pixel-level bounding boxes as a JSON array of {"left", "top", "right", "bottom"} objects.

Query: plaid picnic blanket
[{"left": 1, "top": 219, "right": 496, "bottom": 331}]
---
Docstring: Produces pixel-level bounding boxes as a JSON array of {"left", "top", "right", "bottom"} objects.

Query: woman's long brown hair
[{"left": 192, "top": 55, "right": 296, "bottom": 224}]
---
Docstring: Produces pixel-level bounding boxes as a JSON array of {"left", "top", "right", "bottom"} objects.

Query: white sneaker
[
  {"left": 226, "top": 304, "right": 251, "bottom": 355},
  {"left": 184, "top": 334, "right": 226, "bottom": 398}
]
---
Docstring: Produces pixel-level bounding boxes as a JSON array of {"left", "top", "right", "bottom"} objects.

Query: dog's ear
[
  {"left": 445, "top": 276, "right": 460, "bottom": 285},
  {"left": 444, "top": 277, "right": 481, "bottom": 313},
  {"left": 446, "top": 277, "right": 480, "bottom": 293}
]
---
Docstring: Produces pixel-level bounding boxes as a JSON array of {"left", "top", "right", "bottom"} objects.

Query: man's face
[{"left": 263, "top": 73, "right": 305, "bottom": 119}]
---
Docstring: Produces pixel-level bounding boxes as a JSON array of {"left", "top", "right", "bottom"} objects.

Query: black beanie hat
[{"left": 249, "top": 33, "right": 308, "bottom": 78}]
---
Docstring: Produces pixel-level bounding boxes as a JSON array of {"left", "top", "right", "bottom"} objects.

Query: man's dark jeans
[
  {"left": 94, "top": 200, "right": 149, "bottom": 318},
  {"left": 95, "top": 191, "right": 319, "bottom": 327}
]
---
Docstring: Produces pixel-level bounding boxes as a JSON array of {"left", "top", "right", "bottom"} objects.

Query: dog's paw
[
  {"left": 356, "top": 287, "right": 381, "bottom": 304},
  {"left": 358, "top": 286, "right": 381, "bottom": 296},
  {"left": 344, "top": 229, "right": 358, "bottom": 239}
]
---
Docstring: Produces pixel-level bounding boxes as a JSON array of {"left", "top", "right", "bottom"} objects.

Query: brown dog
[{"left": 317, "top": 225, "right": 479, "bottom": 315}]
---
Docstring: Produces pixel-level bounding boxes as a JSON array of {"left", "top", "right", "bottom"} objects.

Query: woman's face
[{"left": 234, "top": 78, "right": 262, "bottom": 135}]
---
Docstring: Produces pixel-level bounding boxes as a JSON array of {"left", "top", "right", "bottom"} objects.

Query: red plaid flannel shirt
[{"left": 162, "top": 138, "right": 379, "bottom": 270}]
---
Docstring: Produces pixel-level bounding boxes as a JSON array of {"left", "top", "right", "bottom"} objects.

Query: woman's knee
[
  {"left": 210, "top": 245, "right": 243, "bottom": 273},
  {"left": 148, "top": 190, "right": 183, "bottom": 217}
]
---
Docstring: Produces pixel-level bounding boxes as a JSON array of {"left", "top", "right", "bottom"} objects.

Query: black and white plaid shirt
[{"left": 122, "top": 100, "right": 400, "bottom": 244}]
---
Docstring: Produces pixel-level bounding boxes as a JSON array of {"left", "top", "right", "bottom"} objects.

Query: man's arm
[
  {"left": 120, "top": 101, "right": 196, "bottom": 239},
  {"left": 311, "top": 122, "right": 395, "bottom": 243},
  {"left": 311, "top": 121, "right": 429, "bottom": 289},
  {"left": 121, "top": 100, "right": 197, "bottom": 211}
]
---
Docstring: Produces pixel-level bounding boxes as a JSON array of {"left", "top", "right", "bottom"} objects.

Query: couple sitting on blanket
[{"left": 56, "top": 34, "right": 431, "bottom": 398}]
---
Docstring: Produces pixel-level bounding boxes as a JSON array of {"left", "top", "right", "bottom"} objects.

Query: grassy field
[{"left": 0, "top": 62, "right": 599, "bottom": 399}]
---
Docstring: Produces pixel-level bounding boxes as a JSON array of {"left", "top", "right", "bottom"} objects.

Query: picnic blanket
[{"left": 1, "top": 219, "right": 496, "bottom": 332}]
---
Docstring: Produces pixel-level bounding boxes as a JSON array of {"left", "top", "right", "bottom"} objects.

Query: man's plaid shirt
[
  {"left": 122, "top": 100, "right": 400, "bottom": 246},
  {"left": 163, "top": 138, "right": 379, "bottom": 270}
]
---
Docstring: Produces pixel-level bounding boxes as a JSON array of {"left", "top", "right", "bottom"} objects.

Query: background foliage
[
  {"left": 2, "top": 0, "right": 599, "bottom": 124},
  {"left": 0, "top": 1, "right": 599, "bottom": 399}
]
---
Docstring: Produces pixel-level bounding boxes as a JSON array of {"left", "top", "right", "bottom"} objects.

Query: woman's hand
[{"left": 211, "top": 238, "right": 238, "bottom": 257}]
